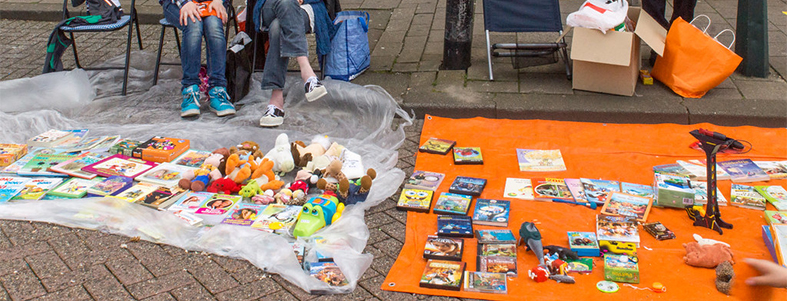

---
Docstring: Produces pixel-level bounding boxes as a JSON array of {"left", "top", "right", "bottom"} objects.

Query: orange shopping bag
[{"left": 651, "top": 16, "right": 742, "bottom": 98}]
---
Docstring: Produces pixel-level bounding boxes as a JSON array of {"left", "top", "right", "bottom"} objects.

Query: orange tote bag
[{"left": 651, "top": 17, "right": 742, "bottom": 98}]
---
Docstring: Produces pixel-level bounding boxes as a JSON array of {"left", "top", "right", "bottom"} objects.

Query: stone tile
[
  {"left": 359, "top": 275, "right": 417, "bottom": 300},
  {"left": 311, "top": 286, "right": 374, "bottom": 300},
  {"left": 0, "top": 265, "right": 46, "bottom": 301},
  {"left": 126, "top": 242, "right": 183, "bottom": 277},
  {"left": 105, "top": 257, "right": 154, "bottom": 286},
  {"left": 186, "top": 260, "right": 238, "bottom": 294},
  {"left": 63, "top": 247, "right": 134, "bottom": 270},
  {"left": 465, "top": 80, "right": 518, "bottom": 93},
  {"left": 31, "top": 285, "right": 92, "bottom": 301},
  {"left": 214, "top": 278, "right": 280, "bottom": 301},
  {"left": 40, "top": 264, "right": 111, "bottom": 293},
  {"left": 373, "top": 238, "right": 404, "bottom": 258},
  {"left": 230, "top": 266, "right": 266, "bottom": 285},
  {"left": 169, "top": 282, "right": 216, "bottom": 301},
  {"left": 369, "top": 55, "right": 396, "bottom": 71},
  {"left": 257, "top": 289, "right": 298, "bottom": 301},
  {"left": 370, "top": 254, "right": 396, "bottom": 276},
  {"left": 83, "top": 276, "right": 135, "bottom": 301},
  {"left": 211, "top": 257, "right": 248, "bottom": 274},
  {"left": 385, "top": 207, "right": 408, "bottom": 224},
  {"left": 126, "top": 270, "right": 196, "bottom": 300},
  {"left": 141, "top": 293, "right": 177, "bottom": 301},
  {"left": 735, "top": 79, "right": 787, "bottom": 100},
  {"left": 271, "top": 275, "right": 316, "bottom": 301},
  {"left": 518, "top": 72, "right": 574, "bottom": 94},
  {"left": 365, "top": 212, "right": 395, "bottom": 229},
  {"left": 0, "top": 241, "right": 52, "bottom": 263},
  {"left": 82, "top": 232, "right": 128, "bottom": 252},
  {"left": 392, "top": 62, "right": 419, "bottom": 73},
  {"left": 378, "top": 221, "right": 406, "bottom": 243},
  {"left": 0, "top": 259, "right": 28, "bottom": 278},
  {"left": 24, "top": 251, "right": 70, "bottom": 279},
  {"left": 47, "top": 233, "right": 90, "bottom": 260}
]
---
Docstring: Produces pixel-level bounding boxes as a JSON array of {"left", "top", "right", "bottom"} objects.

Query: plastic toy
[
  {"left": 683, "top": 241, "right": 734, "bottom": 268},
  {"left": 528, "top": 266, "right": 549, "bottom": 283},
  {"left": 263, "top": 133, "right": 295, "bottom": 174},
  {"left": 599, "top": 240, "right": 637, "bottom": 256},
  {"left": 291, "top": 135, "right": 330, "bottom": 167},
  {"left": 292, "top": 192, "right": 345, "bottom": 238},
  {"left": 597, "top": 280, "right": 619, "bottom": 293},
  {"left": 686, "top": 129, "right": 739, "bottom": 234},
  {"left": 544, "top": 245, "right": 579, "bottom": 261},
  {"left": 519, "top": 222, "right": 545, "bottom": 266},
  {"left": 549, "top": 274, "right": 575, "bottom": 284}
]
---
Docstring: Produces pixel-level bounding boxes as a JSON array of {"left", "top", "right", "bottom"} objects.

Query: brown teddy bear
[
  {"left": 229, "top": 141, "right": 263, "bottom": 160},
  {"left": 683, "top": 241, "right": 734, "bottom": 268}
]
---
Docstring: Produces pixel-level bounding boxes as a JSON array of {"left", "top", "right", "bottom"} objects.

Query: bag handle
[
  {"left": 713, "top": 28, "right": 736, "bottom": 49},
  {"left": 690, "top": 14, "right": 711, "bottom": 33}
]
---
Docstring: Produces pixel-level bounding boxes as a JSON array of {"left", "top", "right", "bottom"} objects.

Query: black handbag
[{"left": 225, "top": 32, "right": 253, "bottom": 103}]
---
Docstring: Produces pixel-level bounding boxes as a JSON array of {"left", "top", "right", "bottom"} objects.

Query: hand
[
  {"left": 208, "top": 0, "right": 228, "bottom": 24},
  {"left": 297, "top": 0, "right": 303, "bottom": 5},
  {"left": 745, "top": 258, "right": 787, "bottom": 288},
  {"left": 179, "top": 1, "right": 202, "bottom": 26}
]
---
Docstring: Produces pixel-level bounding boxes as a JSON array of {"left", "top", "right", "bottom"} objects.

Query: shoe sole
[
  {"left": 180, "top": 109, "right": 200, "bottom": 118},
  {"left": 305, "top": 85, "right": 328, "bottom": 102},
  {"left": 211, "top": 108, "right": 236, "bottom": 117},
  {"left": 259, "top": 117, "right": 284, "bottom": 127}
]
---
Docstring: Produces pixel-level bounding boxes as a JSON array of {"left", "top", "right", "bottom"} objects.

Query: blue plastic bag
[{"left": 324, "top": 11, "right": 370, "bottom": 81}]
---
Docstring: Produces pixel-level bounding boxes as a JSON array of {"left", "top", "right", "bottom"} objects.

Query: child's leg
[
  {"left": 180, "top": 18, "right": 205, "bottom": 90},
  {"left": 203, "top": 16, "right": 227, "bottom": 89},
  {"left": 260, "top": 18, "right": 289, "bottom": 99}
]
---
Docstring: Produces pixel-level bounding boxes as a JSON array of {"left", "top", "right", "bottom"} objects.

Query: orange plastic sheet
[{"left": 382, "top": 115, "right": 787, "bottom": 300}]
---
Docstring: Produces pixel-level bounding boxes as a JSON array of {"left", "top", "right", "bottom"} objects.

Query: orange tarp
[{"left": 382, "top": 115, "right": 787, "bottom": 300}]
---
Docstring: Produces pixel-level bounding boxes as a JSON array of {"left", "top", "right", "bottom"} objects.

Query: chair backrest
[
  {"left": 483, "top": 0, "right": 562, "bottom": 33},
  {"left": 63, "top": 0, "right": 134, "bottom": 20}
]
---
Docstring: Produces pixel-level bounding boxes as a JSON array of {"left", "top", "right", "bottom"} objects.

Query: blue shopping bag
[{"left": 324, "top": 11, "right": 370, "bottom": 81}]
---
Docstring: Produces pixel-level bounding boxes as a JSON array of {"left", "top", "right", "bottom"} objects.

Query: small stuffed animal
[
  {"left": 213, "top": 147, "right": 230, "bottom": 176},
  {"left": 263, "top": 133, "right": 295, "bottom": 174},
  {"left": 683, "top": 241, "right": 734, "bottom": 268},
  {"left": 229, "top": 141, "right": 263, "bottom": 161},
  {"left": 207, "top": 178, "right": 242, "bottom": 194},
  {"left": 225, "top": 153, "right": 251, "bottom": 184},
  {"left": 291, "top": 135, "right": 330, "bottom": 167},
  {"left": 715, "top": 261, "right": 734, "bottom": 294},
  {"left": 239, "top": 179, "right": 264, "bottom": 198},
  {"left": 178, "top": 153, "right": 224, "bottom": 191},
  {"left": 251, "top": 190, "right": 275, "bottom": 205}
]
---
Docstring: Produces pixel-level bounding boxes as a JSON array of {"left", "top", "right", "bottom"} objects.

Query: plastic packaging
[{"left": 566, "top": 0, "right": 629, "bottom": 33}]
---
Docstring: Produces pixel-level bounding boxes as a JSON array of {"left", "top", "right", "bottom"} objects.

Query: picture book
[
  {"left": 472, "top": 199, "right": 510, "bottom": 227},
  {"left": 169, "top": 191, "right": 215, "bottom": 212},
  {"left": 596, "top": 214, "right": 640, "bottom": 247},
  {"left": 532, "top": 178, "right": 573, "bottom": 201},
  {"left": 652, "top": 163, "right": 693, "bottom": 178},
  {"left": 604, "top": 254, "right": 640, "bottom": 283},
  {"left": 172, "top": 149, "right": 212, "bottom": 168},
  {"left": 452, "top": 147, "right": 483, "bottom": 165},
  {"left": 642, "top": 222, "right": 676, "bottom": 240},
  {"left": 580, "top": 178, "right": 620, "bottom": 204},
  {"left": 600, "top": 192, "right": 652, "bottom": 222},
  {"left": 692, "top": 180, "right": 728, "bottom": 206},
  {"left": 477, "top": 243, "right": 517, "bottom": 257},
  {"left": 476, "top": 256, "right": 517, "bottom": 277},
  {"left": 516, "top": 149, "right": 567, "bottom": 172},
  {"left": 309, "top": 262, "right": 349, "bottom": 287},
  {"left": 730, "top": 183, "right": 767, "bottom": 210},
  {"left": 718, "top": 159, "right": 770, "bottom": 183},
  {"left": 0, "top": 144, "right": 27, "bottom": 167},
  {"left": 418, "top": 138, "right": 456, "bottom": 155},
  {"left": 764, "top": 210, "right": 787, "bottom": 224},
  {"left": 476, "top": 229, "right": 516, "bottom": 244},
  {"left": 250, "top": 204, "right": 302, "bottom": 234},
  {"left": 0, "top": 177, "right": 31, "bottom": 202},
  {"left": 64, "top": 136, "right": 110, "bottom": 153},
  {"left": 10, "top": 177, "right": 63, "bottom": 200},
  {"left": 135, "top": 163, "right": 193, "bottom": 188},
  {"left": 132, "top": 136, "right": 190, "bottom": 163},
  {"left": 26, "top": 129, "right": 74, "bottom": 148},
  {"left": 432, "top": 192, "right": 472, "bottom": 215},
  {"left": 170, "top": 209, "right": 204, "bottom": 227},
  {"left": 17, "top": 153, "right": 75, "bottom": 177},
  {"left": 291, "top": 242, "right": 305, "bottom": 267},
  {"left": 396, "top": 188, "right": 434, "bottom": 212},
  {"left": 87, "top": 176, "right": 134, "bottom": 196},
  {"left": 755, "top": 185, "right": 787, "bottom": 211},
  {"left": 503, "top": 178, "right": 535, "bottom": 201},
  {"left": 50, "top": 129, "right": 89, "bottom": 149},
  {"left": 404, "top": 170, "right": 445, "bottom": 191},
  {"left": 48, "top": 152, "right": 110, "bottom": 179},
  {"left": 47, "top": 177, "right": 103, "bottom": 199},
  {"left": 754, "top": 161, "right": 787, "bottom": 180},
  {"left": 463, "top": 271, "right": 507, "bottom": 294},
  {"left": 620, "top": 182, "right": 655, "bottom": 199},
  {"left": 90, "top": 135, "right": 122, "bottom": 153},
  {"left": 109, "top": 139, "right": 142, "bottom": 157},
  {"left": 771, "top": 224, "right": 787, "bottom": 266},
  {"left": 419, "top": 259, "right": 465, "bottom": 291},
  {"left": 195, "top": 194, "right": 242, "bottom": 215},
  {"left": 653, "top": 173, "right": 694, "bottom": 208},
  {"left": 684, "top": 159, "right": 732, "bottom": 180},
  {"left": 564, "top": 178, "right": 588, "bottom": 203},
  {"left": 567, "top": 231, "right": 600, "bottom": 257},
  {"left": 763, "top": 225, "right": 778, "bottom": 263},
  {"left": 221, "top": 203, "right": 267, "bottom": 226},
  {"left": 423, "top": 235, "right": 464, "bottom": 261},
  {"left": 111, "top": 182, "right": 160, "bottom": 203},
  {"left": 676, "top": 160, "right": 729, "bottom": 181},
  {"left": 437, "top": 215, "right": 473, "bottom": 238},
  {"left": 2, "top": 147, "right": 69, "bottom": 175},
  {"left": 81, "top": 154, "right": 157, "bottom": 178},
  {"left": 448, "top": 176, "right": 486, "bottom": 196}
]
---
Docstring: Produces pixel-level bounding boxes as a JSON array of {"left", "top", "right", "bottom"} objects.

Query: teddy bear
[
  {"left": 291, "top": 135, "right": 330, "bottom": 167},
  {"left": 317, "top": 164, "right": 376, "bottom": 205},
  {"left": 229, "top": 141, "right": 263, "bottom": 161},
  {"left": 212, "top": 147, "right": 230, "bottom": 176},
  {"left": 248, "top": 157, "right": 285, "bottom": 191},
  {"left": 683, "top": 241, "right": 734, "bottom": 268},
  {"left": 207, "top": 178, "right": 242, "bottom": 194},
  {"left": 305, "top": 142, "right": 345, "bottom": 172},
  {"left": 263, "top": 133, "right": 295, "bottom": 174},
  {"left": 178, "top": 151, "right": 224, "bottom": 191}
]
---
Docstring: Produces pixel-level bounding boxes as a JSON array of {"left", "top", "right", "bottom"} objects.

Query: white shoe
[
  {"left": 259, "top": 105, "right": 285, "bottom": 127},
  {"left": 304, "top": 78, "right": 327, "bottom": 102}
]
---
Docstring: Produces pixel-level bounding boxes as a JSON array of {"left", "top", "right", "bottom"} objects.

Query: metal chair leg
[
  {"left": 70, "top": 32, "right": 82, "bottom": 69},
  {"left": 174, "top": 28, "right": 181, "bottom": 53},
  {"left": 154, "top": 23, "right": 167, "bottom": 86},
  {"left": 135, "top": 13, "right": 143, "bottom": 50},
  {"left": 560, "top": 37, "right": 571, "bottom": 80},
  {"left": 122, "top": 21, "right": 134, "bottom": 95},
  {"left": 486, "top": 30, "right": 494, "bottom": 81}
]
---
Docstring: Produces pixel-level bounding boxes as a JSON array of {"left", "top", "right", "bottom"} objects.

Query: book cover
[
  {"left": 135, "top": 163, "right": 194, "bottom": 188},
  {"left": 291, "top": 242, "right": 305, "bottom": 267},
  {"left": 195, "top": 194, "right": 242, "bottom": 215},
  {"left": 685, "top": 159, "right": 732, "bottom": 180},
  {"left": 418, "top": 138, "right": 456, "bottom": 155},
  {"left": 765, "top": 210, "right": 787, "bottom": 225},
  {"left": 309, "top": 262, "right": 349, "bottom": 287},
  {"left": 437, "top": 215, "right": 473, "bottom": 238},
  {"left": 172, "top": 149, "right": 212, "bottom": 168},
  {"left": 755, "top": 185, "right": 787, "bottom": 211},
  {"left": 2, "top": 147, "right": 69, "bottom": 175},
  {"left": 47, "top": 177, "right": 103, "bottom": 198},
  {"left": 477, "top": 243, "right": 517, "bottom": 257},
  {"left": 112, "top": 182, "right": 160, "bottom": 203},
  {"left": 50, "top": 129, "right": 89, "bottom": 149},
  {"left": 89, "top": 136, "right": 122, "bottom": 153},
  {"left": 564, "top": 178, "right": 588, "bottom": 203},
  {"left": 692, "top": 180, "right": 728, "bottom": 206},
  {"left": 516, "top": 149, "right": 567, "bottom": 172},
  {"left": 448, "top": 176, "right": 486, "bottom": 196},
  {"left": 138, "top": 186, "right": 179, "bottom": 209},
  {"left": 423, "top": 235, "right": 464, "bottom": 261},
  {"left": 763, "top": 225, "right": 778, "bottom": 263},
  {"left": 580, "top": 178, "right": 620, "bottom": 204},
  {"left": 476, "top": 229, "right": 516, "bottom": 244},
  {"left": 0, "top": 144, "right": 27, "bottom": 167},
  {"left": 600, "top": 192, "right": 652, "bottom": 222},
  {"left": 676, "top": 160, "right": 733, "bottom": 181},
  {"left": 432, "top": 192, "right": 472, "bottom": 215},
  {"left": 63, "top": 136, "right": 107, "bottom": 153},
  {"left": 17, "top": 153, "right": 75, "bottom": 177},
  {"left": 596, "top": 214, "right": 640, "bottom": 247},
  {"left": 503, "top": 178, "right": 535, "bottom": 201},
  {"left": 250, "top": 204, "right": 302, "bottom": 234},
  {"left": 476, "top": 256, "right": 517, "bottom": 277},
  {"left": 730, "top": 183, "right": 767, "bottom": 210},
  {"left": 404, "top": 170, "right": 445, "bottom": 191},
  {"left": 109, "top": 139, "right": 142, "bottom": 157},
  {"left": 396, "top": 188, "right": 434, "bottom": 212},
  {"left": 452, "top": 147, "right": 483, "bottom": 165},
  {"left": 0, "top": 177, "right": 31, "bottom": 202},
  {"left": 221, "top": 203, "right": 267, "bottom": 226},
  {"left": 620, "top": 182, "right": 655, "bottom": 199},
  {"left": 419, "top": 260, "right": 465, "bottom": 291},
  {"left": 718, "top": 159, "right": 770, "bottom": 183},
  {"left": 11, "top": 177, "right": 63, "bottom": 200},
  {"left": 87, "top": 176, "right": 134, "bottom": 196},
  {"left": 81, "top": 154, "right": 157, "bottom": 178},
  {"left": 532, "top": 178, "right": 573, "bottom": 201},
  {"left": 771, "top": 224, "right": 787, "bottom": 266},
  {"left": 170, "top": 209, "right": 204, "bottom": 227},
  {"left": 567, "top": 231, "right": 600, "bottom": 257},
  {"left": 653, "top": 173, "right": 694, "bottom": 208},
  {"left": 132, "top": 136, "right": 190, "bottom": 163},
  {"left": 48, "top": 152, "right": 110, "bottom": 179},
  {"left": 472, "top": 199, "right": 510, "bottom": 227},
  {"left": 169, "top": 191, "right": 215, "bottom": 212},
  {"left": 642, "top": 222, "right": 676, "bottom": 240},
  {"left": 652, "top": 163, "right": 693, "bottom": 178},
  {"left": 754, "top": 161, "right": 787, "bottom": 180},
  {"left": 26, "top": 129, "right": 74, "bottom": 147},
  {"left": 604, "top": 254, "right": 639, "bottom": 283},
  {"left": 463, "top": 271, "right": 507, "bottom": 294}
]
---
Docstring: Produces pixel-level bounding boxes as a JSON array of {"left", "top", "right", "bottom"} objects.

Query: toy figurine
[
  {"left": 519, "top": 222, "right": 545, "bottom": 266},
  {"left": 544, "top": 245, "right": 580, "bottom": 261},
  {"left": 292, "top": 192, "right": 345, "bottom": 238},
  {"left": 549, "top": 274, "right": 576, "bottom": 284},
  {"left": 528, "top": 266, "right": 549, "bottom": 283}
]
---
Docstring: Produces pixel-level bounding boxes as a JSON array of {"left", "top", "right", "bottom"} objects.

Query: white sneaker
[
  {"left": 259, "top": 105, "right": 285, "bottom": 127},
  {"left": 304, "top": 78, "right": 327, "bottom": 102}
]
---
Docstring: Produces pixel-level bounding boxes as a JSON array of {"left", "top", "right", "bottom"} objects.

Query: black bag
[{"left": 226, "top": 32, "right": 253, "bottom": 103}]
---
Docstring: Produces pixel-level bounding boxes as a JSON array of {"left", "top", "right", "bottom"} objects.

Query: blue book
[
  {"left": 437, "top": 215, "right": 473, "bottom": 238},
  {"left": 719, "top": 159, "right": 770, "bottom": 183},
  {"left": 763, "top": 225, "right": 778, "bottom": 263},
  {"left": 472, "top": 199, "right": 510, "bottom": 227},
  {"left": 567, "top": 231, "right": 600, "bottom": 257},
  {"left": 476, "top": 229, "right": 516, "bottom": 244},
  {"left": 433, "top": 192, "right": 473, "bottom": 215},
  {"left": 448, "top": 176, "right": 487, "bottom": 196}
]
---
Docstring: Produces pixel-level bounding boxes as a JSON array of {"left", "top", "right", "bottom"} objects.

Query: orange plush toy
[{"left": 683, "top": 242, "right": 734, "bottom": 268}]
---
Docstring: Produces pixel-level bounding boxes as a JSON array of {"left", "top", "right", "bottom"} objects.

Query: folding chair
[
  {"left": 60, "top": 0, "right": 142, "bottom": 95},
  {"left": 483, "top": 0, "right": 571, "bottom": 81}
]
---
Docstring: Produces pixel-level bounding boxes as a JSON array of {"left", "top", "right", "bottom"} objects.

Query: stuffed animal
[
  {"left": 251, "top": 190, "right": 276, "bottom": 205},
  {"left": 212, "top": 148, "right": 230, "bottom": 176},
  {"left": 239, "top": 179, "right": 264, "bottom": 198},
  {"left": 295, "top": 169, "right": 321, "bottom": 187},
  {"left": 292, "top": 191, "right": 345, "bottom": 238},
  {"left": 263, "top": 133, "right": 295, "bottom": 174},
  {"left": 317, "top": 168, "right": 376, "bottom": 205},
  {"left": 249, "top": 157, "right": 285, "bottom": 191},
  {"left": 178, "top": 152, "right": 224, "bottom": 191},
  {"left": 715, "top": 261, "right": 734, "bottom": 294},
  {"left": 291, "top": 135, "right": 330, "bottom": 167},
  {"left": 229, "top": 141, "right": 263, "bottom": 161},
  {"left": 683, "top": 241, "right": 734, "bottom": 268},
  {"left": 207, "top": 178, "right": 242, "bottom": 194},
  {"left": 306, "top": 142, "right": 345, "bottom": 171},
  {"left": 225, "top": 153, "right": 251, "bottom": 184}
]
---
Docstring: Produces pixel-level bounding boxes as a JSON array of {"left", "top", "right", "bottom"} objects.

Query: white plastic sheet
[{"left": 0, "top": 56, "right": 412, "bottom": 294}]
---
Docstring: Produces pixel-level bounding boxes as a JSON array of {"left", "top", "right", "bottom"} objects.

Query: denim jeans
[
  {"left": 260, "top": 0, "right": 309, "bottom": 90},
  {"left": 163, "top": 0, "right": 228, "bottom": 91}
]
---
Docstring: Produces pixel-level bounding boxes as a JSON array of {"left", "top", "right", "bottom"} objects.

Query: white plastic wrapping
[
  {"left": 0, "top": 60, "right": 412, "bottom": 294},
  {"left": 566, "top": 0, "right": 629, "bottom": 33}
]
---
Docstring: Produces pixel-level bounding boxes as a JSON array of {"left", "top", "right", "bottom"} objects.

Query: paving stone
[
  {"left": 127, "top": 270, "right": 196, "bottom": 300},
  {"left": 211, "top": 257, "right": 249, "bottom": 274},
  {"left": 0, "top": 241, "right": 51, "bottom": 263},
  {"left": 370, "top": 254, "right": 396, "bottom": 276},
  {"left": 83, "top": 275, "right": 135, "bottom": 301},
  {"left": 373, "top": 238, "right": 404, "bottom": 258},
  {"left": 40, "top": 264, "right": 111, "bottom": 293},
  {"left": 24, "top": 251, "right": 70, "bottom": 279},
  {"left": 378, "top": 221, "right": 406, "bottom": 243},
  {"left": 105, "top": 257, "right": 154, "bottom": 286},
  {"left": 47, "top": 233, "right": 90, "bottom": 260},
  {"left": 257, "top": 289, "right": 298, "bottom": 301},
  {"left": 82, "top": 232, "right": 128, "bottom": 252},
  {"left": 270, "top": 275, "right": 316, "bottom": 301},
  {"left": 385, "top": 207, "right": 408, "bottom": 224},
  {"left": 0, "top": 259, "right": 28, "bottom": 278},
  {"left": 230, "top": 266, "right": 267, "bottom": 285},
  {"left": 359, "top": 275, "right": 417, "bottom": 300},
  {"left": 186, "top": 260, "right": 238, "bottom": 294},
  {"left": 63, "top": 246, "right": 134, "bottom": 270},
  {"left": 735, "top": 79, "right": 787, "bottom": 100},
  {"left": 30, "top": 285, "right": 92, "bottom": 301},
  {"left": 214, "top": 278, "right": 280, "bottom": 301},
  {"left": 0, "top": 264, "right": 46, "bottom": 301},
  {"left": 125, "top": 242, "right": 183, "bottom": 277},
  {"left": 311, "top": 286, "right": 374, "bottom": 300},
  {"left": 140, "top": 293, "right": 177, "bottom": 301},
  {"left": 169, "top": 282, "right": 216, "bottom": 301},
  {"left": 365, "top": 212, "right": 395, "bottom": 229}
]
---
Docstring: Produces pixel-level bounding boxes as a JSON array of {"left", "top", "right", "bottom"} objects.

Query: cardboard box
[
  {"left": 132, "top": 136, "right": 190, "bottom": 163},
  {"left": 570, "top": 7, "right": 666, "bottom": 96},
  {"left": 653, "top": 173, "right": 695, "bottom": 208},
  {"left": 604, "top": 254, "right": 640, "bottom": 283},
  {"left": 0, "top": 144, "right": 28, "bottom": 167}
]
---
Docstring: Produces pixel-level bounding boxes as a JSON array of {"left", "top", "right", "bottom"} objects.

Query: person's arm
[
  {"left": 745, "top": 258, "right": 787, "bottom": 288},
  {"left": 207, "top": 0, "right": 228, "bottom": 24},
  {"left": 179, "top": 1, "right": 202, "bottom": 25}
]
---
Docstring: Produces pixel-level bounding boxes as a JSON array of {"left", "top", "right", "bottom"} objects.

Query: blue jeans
[
  {"left": 163, "top": 1, "right": 227, "bottom": 91},
  {"left": 260, "top": 0, "right": 309, "bottom": 90}
]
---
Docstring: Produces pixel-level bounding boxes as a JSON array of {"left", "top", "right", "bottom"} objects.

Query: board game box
[
  {"left": 604, "top": 254, "right": 639, "bottom": 283},
  {"left": 599, "top": 192, "right": 653, "bottom": 222},
  {"left": 132, "top": 136, "right": 190, "bottom": 163},
  {"left": 567, "top": 231, "right": 600, "bottom": 257}
]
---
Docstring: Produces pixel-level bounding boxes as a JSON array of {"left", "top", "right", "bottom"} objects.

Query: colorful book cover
[
  {"left": 448, "top": 176, "right": 486, "bottom": 196},
  {"left": 692, "top": 180, "right": 728, "bottom": 206},
  {"left": 755, "top": 185, "right": 787, "bottom": 211},
  {"left": 476, "top": 256, "right": 517, "bottom": 277},
  {"left": 195, "top": 194, "right": 242, "bottom": 215},
  {"left": 685, "top": 159, "right": 731, "bottom": 180},
  {"left": 221, "top": 203, "right": 267, "bottom": 226},
  {"left": 604, "top": 254, "right": 640, "bottom": 283},
  {"left": 600, "top": 192, "right": 653, "bottom": 222},
  {"left": 172, "top": 149, "right": 212, "bottom": 168},
  {"left": 516, "top": 149, "right": 566, "bottom": 172},
  {"left": 0, "top": 144, "right": 27, "bottom": 167},
  {"left": 771, "top": 224, "right": 787, "bottom": 266},
  {"left": 567, "top": 231, "right": 600, "bottom": 256},
  {"left": 642, "top": 222, "right": 676, "bottom": 240},
  {"left": 135, "top": 162, "right": 193, "bottom": 188},
  {"left": 0, "top": 177, "right": 31, "bottom": 202},
  {"left": 564, "top": 178, "right": 588, "bottom": 203},
  {"left": 580, "top": 178, "right": 620, "bottom": 204},
  {"left": 47, "top": 177, "right": 103, "bottom": 198},
  {"left": 48, "top": 152, "right": 110, "bottom": 179},
  {"left": 754, "top": 161, "right": 787, "bottom": 180},
  {"left": 169, "top": 191, "right": 215, "bottom": 211},
  {"left": 596, "top": 214, "right": 640, "bottom": 247},
  {"left": 63, "top": 136, "right": 106, "bottom": 153},
  {"left": 620, "top": 182, "right": 655, "bottom": 199},
  {"left": 88, "top": 136, "right": 121, "bottom": 152},
  {"left": 532, "top": 178, "right": 573, "bottom": 201},
  {"left": 309, "top": 262, "right": 349, "bottom": 287},
  {"left": 2, "top": 147, "right": 69, "bottom": 175},
  {"left": 17, "top": 153, "right": 75, "bottom": 177},
  {"left": 718, "top": 159, "right": 770, "bottom": 183},
  {"left": 418, "top": 138, "right": 456, "bottom": 155},
  {"left": 26, "top": 129, "right": 74, "bottom": 147},
  {"left": 503, "top": 178, "right": 535, "bottom": 201},
  {"left": 109, "top": 139, "right": 142, "bottom": 157},
  {"left": 112, "top": 182, "right": 160, "bottom": 203},
  {"left": 423, "top": 235, "right": 464, "bottom": 261},
  {"left": 652, "top": 163, "right": 693, "bottom": 178},
  {"left": 764, "top": 210, "right": 787, "bottom": 224},
  {"left": 396, "top": 188, "right": 434, "bottom": 212},
  {"left": 11, "top": 177, "right": 63, "bottom": 200},
  {"left": 476, "top": 229, "right": 516, "bottom": 244},
  {"left": 452, "top": 147, "right": 483, "bottom": 165},
  {"left": 653, "top": 173, "right": 694, "bottom": 208},
  {"left": 138, "top": 186, "right": 180, "bottom": 209},
  {"left": 50, "top": 129, "right": 89, "bottom": 149},
  {"left": 477, "top": 243, "right": 517, "bottom": 257},
  {"left": 437, "top": 215, "right": 473, "bottom": 238},
  {"left": 250, "top": 204, "right": 302, "bottom": 233},
  {"left": 87, "top": 176, "right": 134, "bottom": 196},
  {"left": 763, "top": 225, "right": 778, "bottom": 263},
  {"left": 404, "top": 170, "right": 445, "bottom": 191},
  {"left": 419, "top": 260, "right": 465, "bottom": 291},
  {"left": 132, "top": 136, "right": 190, "bottom": 163},
  {"left": 463, "top": 271, "right": 507, "bottom": 293},
  {"left": 730, "top": 183, "right": 767, "bottom": 210},
  {"left": 432, "top": 192, "right": 472, "bottom": 215},
  {"left": 472, "top": 199, "right": 510, "bottom": 227},
  {"left": 81, "top": 154, "right": 157, "bottom": 178}
]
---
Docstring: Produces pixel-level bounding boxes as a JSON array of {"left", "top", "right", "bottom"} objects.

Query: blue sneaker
[
  {"left": 180, "top": 84, "right": 201, "bottom": 117},
  {"left": 208, "top": 86, "right": 236, "bottom": 117}
]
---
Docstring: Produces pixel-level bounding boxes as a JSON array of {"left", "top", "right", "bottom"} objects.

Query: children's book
[
  {"left": 139, "top": 186, "right": 182, "bottom": 209},
  {"left": 250, "top": 204, "right": 302, "bottom": 234},
  {"left": 476, "top": 256, "right": 517, "bottom": 276},
  {"left": 764, "top": 210, "right": 787, "bottom": 225},
  {"left": 692, "top": 180, "right": 728, "bottom": 206},
  {"left": 404, "top": 170, "right": 445, "bottom": 191},
  {"left": 472, "top": 199, "right": 510, "bottom": 227},
  {"left": 419, "top": 260, "right": 465, "bottom": 291},
  {"left": 503, "top": 178, "right": 535, "bottom": 201},
  {"left": 448, "top": 176, "right": 486, "bottom": 196},
  {"left": 1, "top": 147, "right": 68, "bottom": 175},
  {"left": 476, "top": 229, "right": 516, "bottom": 244},
  {"left": 642, "top": 222, "right": 676, "bottom": 240},
  {"left": 532, "top": 178, "right": 573, "bottom": 201},
  {"left": 755, "top": 185, "right": 787, "bottom": 211},
  {"left": 195, "top": 194, "right": 242, "bottom": 215},
  {"left": 477, "top": 243, "right": 517, "bottom": 257},
  {"left": 0, "top": 144, "right": 28, "bottom": 167},
  {"left": 771, "top": 224, "right": 787, "bottom": 266},
  {"left": 718, "top": 159, "right": 770, "bottom": 183},
  {"left": 676, "top": 160, "right": 730, "bottom": 181},
  {"left": 621, "top": 182, "right": 655, "bottom": 199},
  {"left": 684, "top": 159, "right": 732, "bottom": 180},
  {"left": 653, "top": 173, "right": 694, "bottom": 208},
  {"left": 652, "top": 163, "right": 693, "bottom": 178},
  {"left": 81, "top": 154, "right": 157, "bottom": 178},
  {"left": 596, "top": 214, "right": 640, "bottom": 247},
  {"left": 432, "top": 192, "right": 472, "bottom": 215},
  {"left": 600, "top": 192, "right": 652, "bottom": 222},
  {"left": 172, "top": 149, "right": 212, "bottom": 168},
  {"left": 437, "top": 215, "right": 473, "bottom": 238},
  {"left": 135, "top": 163, "right": 193, "bottom": 188},
  {"left": 309, "top": 262, "right": 349, "bottom": 287},
  {"left": 463, "top": 271, "right": 507, "bottom": 294},
  {"left": 567, "top": 231, "right": 600, "bottom": 257},
  {"left": 48, "top": 152, "right": 110, "bottom": 179},
  {"left": 580, "top": 178, "right": 620, "bottom": 204},
  {"left": 132, "top": 136, "right": 190, "bottom": 163},
  {"left": 63, "top": 136, "right": 107, "bottom": 153},
  {"left": 109, "top": 139, "right": 142, "bottom": 157},
  {"left": 0, "top": 177, "right": 31, "bottom": 202},
  {"left": 452, "top": 147, "right": 483, "bottom": 164},
  {"left": 730, "top": 183, "right": 767, "bottom": 210},
  {"left": 604, "top": 254, "right": 640, "bottom": 283},
  {"left": 87, "top": 176, "right": 134, "bottom": 196},
  {"left": 418, "top": 138, "right": 456, "bottom": 155},
  {"left": 564, "top": 178, "right": 588, "bottom": 203},
  {"left": 47, "top": 177, "right": 103, "bottom": 199},
  {"left": 26, "top": 129, "right": 74, "bottom": 148},
  {"left": 754, "top": 161, "right": 787, "bottom": 180},
  {"left": 111, "top": 182, "right": 160, "bottom": 203},
  {"left": 50, "top": 129, "right": 89, "bottom": 149},
  {"left": 170, "top": 209, "right": 204, "bottom": 227},
  {"left": 516, "top": 149, "right": 566, "bottom": 172},
  {"left": 396, "top": 188, "right": 434, "bottom": 212},
  {"left": 11, "top": 177, "right": 63, "bottom": 200},
  {"left": 221, "top": 203, "right": 267, "bottom": 226},
  {"left": 423, "top": 235, "right": 464, "bottom": 261},
  {"left": 169, "top": 191, "right": 215, "bottom": 212},
  {"left": 17, "top": 153, "right": 75, "bottom": 177},
  {"left": 763, "top": 225, "right": 778, "bottom": 263}
]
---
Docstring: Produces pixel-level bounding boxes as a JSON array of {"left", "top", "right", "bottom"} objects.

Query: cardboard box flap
[
  {"left": 570, "top": 27, "right": 634, "bottom": 67},
  {"left": 633, "top": 7, "right": 667, "bottom": 56}
]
